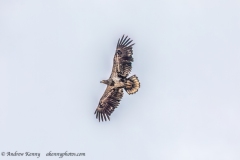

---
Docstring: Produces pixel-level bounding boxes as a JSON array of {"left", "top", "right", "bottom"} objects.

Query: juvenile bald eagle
[{"left": 94, "top": 35, "right": 140, "bottom": 122}]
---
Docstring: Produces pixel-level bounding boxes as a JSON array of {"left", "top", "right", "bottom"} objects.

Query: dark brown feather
[
  {"left": 122, "top": 38, "right": 130, "bottom": 46},
  {"left": 95, "top": 86, "right": 124, "bottom": 122},
  {"left": 119, "top": 35, "right": 125, "bottom": 46},
  {"left": 113, "top": 35, "right": 135, "bottom": 78},
  {"left": 121, "top": 36, "right": 128, "bottom": 45},
  {"left": 124, "top": 40, "right": 133, "bottom": 47}
]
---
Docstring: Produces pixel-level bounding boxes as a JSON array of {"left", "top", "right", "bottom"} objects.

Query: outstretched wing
[
  {"left": 111, "top": 35, "right": 135, "bottom": 78},
  {"left": 94, "top": 86, "right": 124, "bottom": 122}
]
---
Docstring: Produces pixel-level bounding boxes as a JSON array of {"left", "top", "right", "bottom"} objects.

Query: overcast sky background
[{"left": 0, "top": 0, "right": 240, "bottom": 160}]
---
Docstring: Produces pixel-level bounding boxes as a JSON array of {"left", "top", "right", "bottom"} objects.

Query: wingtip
[
  {"left": 121, "top": 35, "right": 128, "bottom": 45},
  {"left": 119, "top": 35, "right": 124, "bottom": 44},
  {"left": 129, "top": 43, "right": 135, "bottom": 47},
  {"left": 117, "top": 35, "right": 134, "bottom": 48}
]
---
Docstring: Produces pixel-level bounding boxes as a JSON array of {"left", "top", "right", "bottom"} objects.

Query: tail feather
[{"left": 124, "top": 75, "right": 140, "bottom": 94}]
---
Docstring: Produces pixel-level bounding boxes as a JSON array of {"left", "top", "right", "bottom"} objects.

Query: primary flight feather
[{"left": 94, "top": 35, "right": 140, "bottom": 122}]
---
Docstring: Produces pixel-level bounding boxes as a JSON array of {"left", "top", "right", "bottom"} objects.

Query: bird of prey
[{"left": 94, "top": 35, "right": 140, "bottom": 122}]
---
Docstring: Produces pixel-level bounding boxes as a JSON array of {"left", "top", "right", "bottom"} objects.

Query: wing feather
[
  {"left": 101, "top": 113, "right": 103, "bottom": 122},
  {"left": 119, "top": 35, "right": 125, "bottom": 46},
  {"left": 124, "top": 40, "right": 133, "bottom": 47},
  {"left": 95, "top": 86, "right": 124, "bottom": 122},
  {"left": 122, "top": 37, "right": 130, "bottom": 46},
  {"left": 121, "top": 36, "right": 128, "bottom": 45},
  {"left": 112, "top": 35, "right": 135, "bottom": 78}
]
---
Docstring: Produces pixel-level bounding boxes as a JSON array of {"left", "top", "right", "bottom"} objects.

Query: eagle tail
[{"left": 124, "top": 75, "right": 140, "bottom": 95}]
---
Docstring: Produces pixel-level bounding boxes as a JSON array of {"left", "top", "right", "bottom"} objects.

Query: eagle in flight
[{"left": 94, "top": 35, "right": 140, "bottom": 122}]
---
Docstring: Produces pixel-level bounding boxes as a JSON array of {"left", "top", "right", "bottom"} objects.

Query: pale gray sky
[{"left": 1, "top": 0, "right": 240, "bottom": 160}]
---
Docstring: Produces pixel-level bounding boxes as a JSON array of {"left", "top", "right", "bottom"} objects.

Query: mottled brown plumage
[{"left": 95, "top": 35, "right": 140, "bottom": 122}]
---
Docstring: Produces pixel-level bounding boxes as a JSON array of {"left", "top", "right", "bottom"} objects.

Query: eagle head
[
  {"left": 100, "top": 79, "right": 115, "bottom": 86},
  {"left": 100, "top": 80, "right": 109, "bottom": 85}
]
